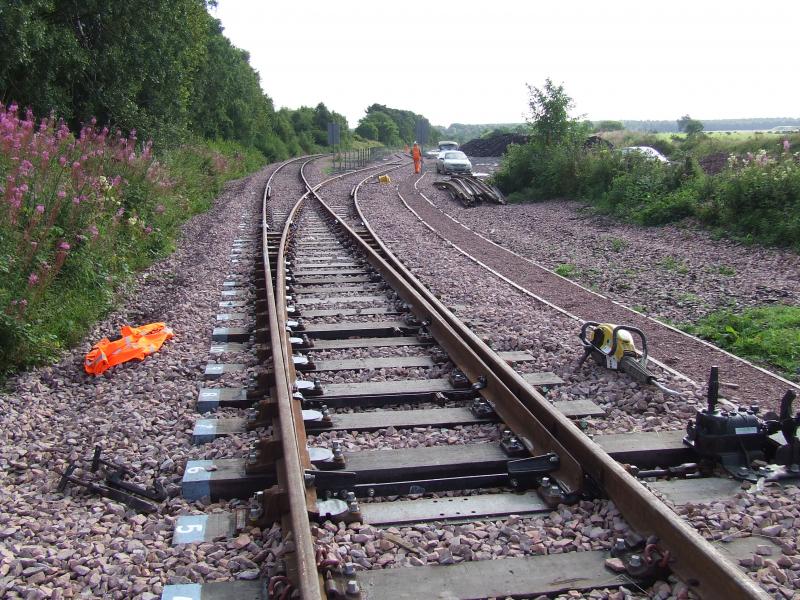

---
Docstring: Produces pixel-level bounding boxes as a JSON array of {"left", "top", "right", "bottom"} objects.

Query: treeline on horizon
[
  {"left": 440, "top": 118, "right": 800, "bottom": 143},
  {"left": 355, "top": 105, "right": 440, "bottom": 146},
  {"left": 0, "top": 1, "right": 443, "bottom": 160}
]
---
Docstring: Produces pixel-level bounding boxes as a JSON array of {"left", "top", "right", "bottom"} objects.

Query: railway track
[{"left": 160, "top": 155, "right": 786, "bottom": 599}]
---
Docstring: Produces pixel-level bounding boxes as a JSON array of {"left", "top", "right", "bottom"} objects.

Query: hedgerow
[{"left": 493, "top": 83, "right": 800, "bottom": 250}]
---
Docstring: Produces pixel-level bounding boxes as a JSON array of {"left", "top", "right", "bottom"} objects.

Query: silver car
[
  {"left": 436, "top": 150, "right": 472, "bottom": 174},
  {"left": 619, "top": 146, "right": 669, "bottom": 163}
]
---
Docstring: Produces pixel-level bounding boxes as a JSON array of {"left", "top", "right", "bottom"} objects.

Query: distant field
[{"left": 654, "top": 131, "right": 794, "bottom": 141}]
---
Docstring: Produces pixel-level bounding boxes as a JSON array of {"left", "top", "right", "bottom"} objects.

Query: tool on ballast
[
  {"left": 684, "top": 366, "right": 800, "bottom": 481},
  {"left": 577, "top": 322, "right": 682, "bottom": 396},
  {"left": 56, "top": 445, "right": 165, "bottom": 513}
]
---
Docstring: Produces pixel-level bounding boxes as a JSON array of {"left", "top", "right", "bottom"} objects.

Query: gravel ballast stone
[{"left": 0, "top": 162, "right": 292, "bottom": 599}]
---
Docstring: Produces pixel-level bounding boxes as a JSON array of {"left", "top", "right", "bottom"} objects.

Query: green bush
[
  {"left": 494, "top": 141, "right": 583, "bottom": 200},
  {"left": 682, "top": 306, "right": 800, "bottom": 381},
  {"left": 702, "top": 155, "right": 800, "bottom": 247},
  {"left": 498, "top": 134, "right": 800, "bottom": 249},
  {"left": 592, "top": 155, "right": 687, "bottom": 222},
  {"left": 574, "top": 149, "right": 626, "bottom": 199}
]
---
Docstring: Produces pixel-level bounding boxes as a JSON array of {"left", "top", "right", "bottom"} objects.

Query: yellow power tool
[{"left": 577, "top": 322, "right": 681, "bottom": 396}]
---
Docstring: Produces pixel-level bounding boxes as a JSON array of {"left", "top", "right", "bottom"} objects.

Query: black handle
[{"left": 707, "top": 366, "right": 720, "bottom": 413}]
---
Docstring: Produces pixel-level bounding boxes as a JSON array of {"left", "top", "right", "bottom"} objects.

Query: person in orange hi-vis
[{"left": 412, "top": 142, "right": 422, "bottom": 174}]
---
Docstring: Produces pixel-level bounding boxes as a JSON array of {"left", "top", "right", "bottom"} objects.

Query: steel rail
[
  {"left": 332, "top": 166, "right": 586, "bottom": 493},
  {"left": 264, "top": 154, "right": 323, "bottom": 205},
  {"left": 315, "top": 166, "right": 588, "bottom": 494},
  {"left": 262, "top": 156, "right": 324, "bottom": 598},
  {"left": 304, "top": 165, "right": 770, "bottom": 599},
  {"left": 268, "top": 156, "right": 403, "bottom": 599}
]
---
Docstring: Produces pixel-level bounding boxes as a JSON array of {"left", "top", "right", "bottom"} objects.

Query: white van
[{"left": 438, "top": 140, "right": 459, "bottom": 152}]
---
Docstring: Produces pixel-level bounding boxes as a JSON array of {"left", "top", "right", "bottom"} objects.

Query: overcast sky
[{"left": 211, "top": 1, "right": 799, "bottom": 128}]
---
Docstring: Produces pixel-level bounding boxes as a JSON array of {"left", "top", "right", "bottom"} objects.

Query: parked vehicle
[
  {"left": 620, "top": 146, "right": 669, "bottom": 163},
  {"left": 438, "top": 140, "right": 459, "bottom": 152},
  {"left": 436, "top": 150, "right": 473, "bottom": 174}
]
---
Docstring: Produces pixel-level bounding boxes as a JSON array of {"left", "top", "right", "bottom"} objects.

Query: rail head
[
  {"left": 261, "top": 156, "right": 323, "bottom": 599},
  {"left": 262, "top": 155, "right": 404, "bottom": 599}
]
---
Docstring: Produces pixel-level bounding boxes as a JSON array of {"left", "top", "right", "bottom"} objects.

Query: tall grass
[
  {"left": 0, "top": 104, "right": 265, "bottom": 376},
  {"left": 681, "top": 306, "right": 800, "bottom": 382}
]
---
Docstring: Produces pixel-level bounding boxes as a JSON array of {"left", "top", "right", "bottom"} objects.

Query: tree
[
  {"left": 190, "top": 19, "right": 282, "bottom": 156},
  {"left": 362, "top": 104, "right": 438, "bottom": 144},
  {"left": 595, "top": 120, "right": 624, "bottom": 132},
  {"left": 355, "top": 121, "right": 379, "bottom": 141},
  {"left": 0, "top": 0, "right": 212, "bottom": 144},
  {"left": 677, "top": 114, "right": 704, "bottom": 136},
  {"left": 356, "top": 111, "right": 400, "bottom": 145},
  {"left": 526, "top": 78, "right": 579, "bottom": 146}
]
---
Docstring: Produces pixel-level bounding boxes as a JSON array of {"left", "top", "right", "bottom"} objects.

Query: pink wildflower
[
  {"left": 144, "top": 225, "right": 153, "bottom": 234},
  {"left": 59, "top": 156, "right": 67, "bottom": 167},
  {"left": 72, "top": 196, "right": 81, "bottom": 205},
  {"left": 57, "top": 190, "right": 66, "bottom": 199},
  {"left": 28, "top": 272, "right": 39, "bottom": 286},
  {"left": 784, "top": 140, "right": 791, "bottom": 152},
  {"left": 35, "top": 204, "right": 45, "bottom": 213},
  {"left": 88, "top": 225, "right": 99, "bottom": 239},
  {"left": 58, "top": 241, "right": 71, "bottom": 251},
  {"left": 154, "top": 204, "right": 165, "bottom": 214}
]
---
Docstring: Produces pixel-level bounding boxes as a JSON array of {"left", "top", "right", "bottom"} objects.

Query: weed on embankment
[
  {"left": 681, "top": 305, "right": 800, "bottom": 382},
  {"left": 0, "top": 104, "right": 265, "bottom": 377}
]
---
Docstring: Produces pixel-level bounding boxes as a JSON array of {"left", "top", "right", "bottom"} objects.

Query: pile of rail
[{"left": 432, "top": 173, "right": 505, "bottom": 208}]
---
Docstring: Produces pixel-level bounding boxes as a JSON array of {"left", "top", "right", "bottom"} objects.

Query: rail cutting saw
[{"left": 578, "top": 322, "right": 681, "bottom": 396}]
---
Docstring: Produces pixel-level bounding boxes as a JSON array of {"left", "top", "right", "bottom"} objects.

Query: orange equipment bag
[{"left": 84, "top": 322, "right": 174, "bottom": 376}]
